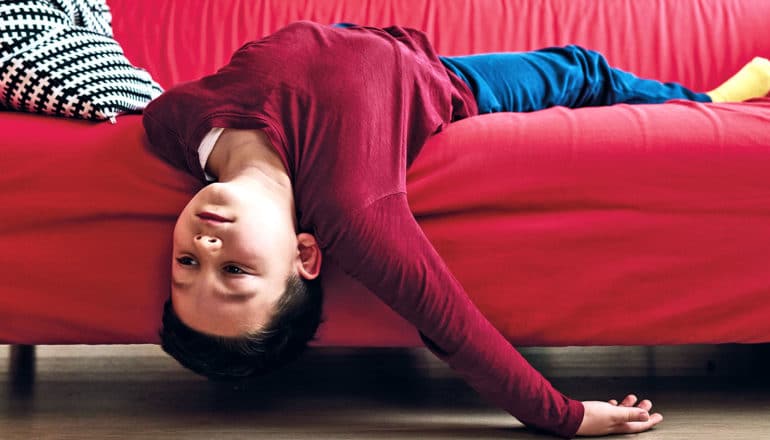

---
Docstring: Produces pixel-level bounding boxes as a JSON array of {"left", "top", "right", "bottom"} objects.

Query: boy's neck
[{"left": 207, "top": 128, "right": 291, "bottom": 189}]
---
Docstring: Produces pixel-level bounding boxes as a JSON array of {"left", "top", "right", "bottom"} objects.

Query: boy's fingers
[
  {"left": 608, "top": 399, "right": 618, "bottom": 405},
  {"left": 617, "top": 413, "right": 664, "bottom": 434},
  {"left": 637, "top": 399, "right": 653, "bottom": 412},
  {"left": 618, "top": 407, "right": 649, "bottom": 424},
  {"left": 621, "top": 394, "right": 638, "bottom": 407}
]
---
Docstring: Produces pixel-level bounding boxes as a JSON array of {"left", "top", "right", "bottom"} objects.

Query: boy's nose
[{"left": 194, "top": 235, "right": 222, "bottom": 252}]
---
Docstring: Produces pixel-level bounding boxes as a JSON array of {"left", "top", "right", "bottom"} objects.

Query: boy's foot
[{"left": 707, "top": 57, "right": 770, "bottom": 102}]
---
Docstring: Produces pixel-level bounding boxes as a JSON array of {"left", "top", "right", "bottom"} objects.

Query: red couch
[{"left": 2, "top": 0, "right": 770, "bottom": 348}]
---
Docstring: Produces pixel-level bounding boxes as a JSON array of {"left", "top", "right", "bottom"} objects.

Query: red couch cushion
[
  {"left": 409, "top": 100, "right": 770, "bottom": 345},
  {"left": 110, "top": 0, "right": 770, "bottom": 92},
  {"left": 2, "top": 0, "right": 770, "bottom": 345},
  {"left": 0, "top": 114, "right": 196, "bottom": 342}
]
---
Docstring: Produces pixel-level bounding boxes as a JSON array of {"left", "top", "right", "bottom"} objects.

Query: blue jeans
[{"left": 439, "top": 46, "right": 711, "bottom": 114}]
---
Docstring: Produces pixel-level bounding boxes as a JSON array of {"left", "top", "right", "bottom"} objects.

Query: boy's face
[{"left": 170, "top": 181, "right": 299, "bottom": 337}]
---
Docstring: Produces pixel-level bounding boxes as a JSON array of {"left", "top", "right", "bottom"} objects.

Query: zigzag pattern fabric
[{"left": 0, "top": 0, "right": 162, "bottom": 121}]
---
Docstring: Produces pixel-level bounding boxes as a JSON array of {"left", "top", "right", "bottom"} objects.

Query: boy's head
[{"left": 160, "top": 178, "right": 323, "bottom": 379}]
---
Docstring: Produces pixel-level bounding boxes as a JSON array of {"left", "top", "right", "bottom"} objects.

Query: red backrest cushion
[{"left": 110, "top": 0, "right": 770, "bottom": 91}]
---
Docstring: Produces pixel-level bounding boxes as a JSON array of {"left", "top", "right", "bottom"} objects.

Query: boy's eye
[
  {"left": 223, "top": 265, "right": 246, "bottom": 275},
  {"left": 176, "top": 256, "right": 198, "bottom": 266}
]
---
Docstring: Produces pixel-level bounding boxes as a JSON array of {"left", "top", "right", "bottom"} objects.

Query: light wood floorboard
[{"left": 2, "top": 345, "right": 770, "bottom": 439}]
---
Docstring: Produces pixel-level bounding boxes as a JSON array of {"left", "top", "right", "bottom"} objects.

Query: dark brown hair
[{"left": 159, "top": 274, "right": 323, "bottom": 380}]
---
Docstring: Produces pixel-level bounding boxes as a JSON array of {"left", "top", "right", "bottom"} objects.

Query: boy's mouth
[{"left": 197, "top": 211, "right": 233, "bottom": 223}]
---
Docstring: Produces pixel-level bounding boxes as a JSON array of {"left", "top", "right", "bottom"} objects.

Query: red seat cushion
[{"left": 2, "top": 0, "right": 770, "bottom": 345}]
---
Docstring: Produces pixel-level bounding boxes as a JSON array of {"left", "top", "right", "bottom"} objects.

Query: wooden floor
[{"left": 2, "top": 345, "right": 770, "bottom": 439}]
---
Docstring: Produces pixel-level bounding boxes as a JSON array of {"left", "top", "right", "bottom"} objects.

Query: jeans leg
[{"left": 440, "top": 46, "right": 711, "bottom": 114}]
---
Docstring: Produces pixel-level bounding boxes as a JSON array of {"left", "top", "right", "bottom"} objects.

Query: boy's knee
[{"left": 563, "top": 45, "right": 604, "bottom": 61}]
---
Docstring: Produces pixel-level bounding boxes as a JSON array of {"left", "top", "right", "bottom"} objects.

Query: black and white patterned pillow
[{"left": 0, "top": 0, "right": 162, "bottom": 121}]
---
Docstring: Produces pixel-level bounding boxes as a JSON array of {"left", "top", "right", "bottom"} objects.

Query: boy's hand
[{"left": 576, "top": 394, "right": 663, "bottom": 436}]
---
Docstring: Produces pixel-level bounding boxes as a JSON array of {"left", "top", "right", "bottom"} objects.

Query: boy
[{"left": 143, "top": 21, "right": 770, "bottom": 438}]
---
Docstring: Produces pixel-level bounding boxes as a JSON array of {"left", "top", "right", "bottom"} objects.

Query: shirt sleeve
[{"left": 326, "top": 192, "right": 584, "bottom": 438}]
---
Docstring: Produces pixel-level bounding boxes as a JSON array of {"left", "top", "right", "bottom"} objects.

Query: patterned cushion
[{"left": 0, "top": 0, "right": 162, "bottom": 121}]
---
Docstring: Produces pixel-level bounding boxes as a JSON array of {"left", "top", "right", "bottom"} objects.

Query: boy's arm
[
  {"left": 143, "top": 111, "right": 207, "bottom": 181},
  {"left": 327, "top": 192, "right": 584, "bottom": 438}
]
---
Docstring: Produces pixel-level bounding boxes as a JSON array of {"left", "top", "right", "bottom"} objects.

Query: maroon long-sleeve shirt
[{"left": 143, "top": 21, "right": 584, "bottom": 438}]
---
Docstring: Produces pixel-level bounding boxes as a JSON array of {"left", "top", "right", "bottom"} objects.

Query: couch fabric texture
[{"left": 2, "top": 0, "right": 770, "bottom": 346}]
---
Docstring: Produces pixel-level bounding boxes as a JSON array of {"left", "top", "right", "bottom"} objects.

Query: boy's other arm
[{"left": 142, "top": 111, "right": 204, "bottom": 180}]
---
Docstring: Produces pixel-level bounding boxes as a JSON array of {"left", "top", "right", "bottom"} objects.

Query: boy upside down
[{"left": 143, "top": 21, "right": 770, "bottom": 438}]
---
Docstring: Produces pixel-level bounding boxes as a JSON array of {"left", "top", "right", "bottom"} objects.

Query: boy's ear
[{"left": 295, "top": 232, "right": 322, "bottom": 280}]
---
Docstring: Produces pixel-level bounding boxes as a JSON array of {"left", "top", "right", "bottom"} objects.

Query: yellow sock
[{"left": 707, "top": 57, "right": 770, "bottom": 102}]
